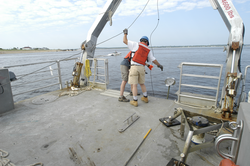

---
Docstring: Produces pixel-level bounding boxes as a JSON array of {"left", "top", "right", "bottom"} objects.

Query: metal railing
[
  {"left": 177, "top": 62, "right": 223, "bottom": 106},
  {"left": 4, "top": 58, "right": 78, "bottom": 96},
  {"left": 4, "top": 57, "right": 109, "bottom": 97},
  {"left": 88, "top": 58, "right": 109, "bottom": 88},
  {"left": 239, "top": 65, "right": 250, "bottom": 102}
]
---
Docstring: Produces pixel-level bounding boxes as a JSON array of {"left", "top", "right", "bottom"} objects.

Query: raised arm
[{"left": 123, "top": 29, "right": 128, "bottom": 45}]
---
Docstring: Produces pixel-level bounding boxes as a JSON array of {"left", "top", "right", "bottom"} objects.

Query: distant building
[{"left": 22, "top": 46, "right": 32, "bottom": 50}]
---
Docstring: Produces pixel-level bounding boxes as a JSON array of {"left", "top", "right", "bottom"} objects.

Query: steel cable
[
  {"left": 149, "top": 0, "right": 160, "bottom": 96},
  {"left": 2, "top": 0, "right": 151, "bottom": 87},
  {"left": 96, "top": 0, "right": 151, "bottom": 46}
]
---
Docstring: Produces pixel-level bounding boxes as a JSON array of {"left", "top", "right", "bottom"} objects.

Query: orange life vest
[
  {"left": 124, "top": 51, "right": 132, "bottom": 62},
  {"left": 131, "top": 42, "right": 150, "bottom": 65}
]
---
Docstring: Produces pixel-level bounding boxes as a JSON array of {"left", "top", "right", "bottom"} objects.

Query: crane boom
[
  {"left": 210, "top": 0, "right": 245, "bottom": 117},
  {"left": 79, "top": 0, "right": 122, "bottom": 85}
]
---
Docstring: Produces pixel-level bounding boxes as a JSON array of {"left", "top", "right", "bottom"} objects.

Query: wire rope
[
  {"left": 3, "top": 0, "right": 151, "bottom": 87},
  {"left": 149, "top": 0, "right": 160, "bottom": 96},
  {"left": 16, "top": 51, "right": 82, "bottom": 81},
  {"left": 0, "top": 51, "right": 81, "bottom": 88},
  {"left": 96, "top": 0, "right": 151, "bottom": 46}
]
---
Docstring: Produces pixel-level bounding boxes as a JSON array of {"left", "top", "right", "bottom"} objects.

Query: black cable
[
  {"left": 0, "top": 51, "right": 81, "bottom": 88},
  {"left": 223, "top": 127, "right": 233, "bottom": 134},
  {"left": 97, "top": 0, "right": 151, "bottom": 46},
  {"left": 17, "top": 51, "right": 81, "bottom": 80},
  {"left": 149, "top": 0, "right": 160, "bottom": 96},
  {"left": 3, "top": 0, "right": 151, "bottom": 86}
]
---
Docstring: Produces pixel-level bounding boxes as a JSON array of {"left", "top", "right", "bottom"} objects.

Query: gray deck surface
[{"left": 0, "top": 88, "right": 228, "bottom": 166}]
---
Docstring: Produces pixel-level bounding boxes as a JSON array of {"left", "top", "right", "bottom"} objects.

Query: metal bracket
[
  {"left": 118, "top": 113, "right": 140, "bottom": 133},
  {"left": 166, "top": 158, "right": 189, "bottom": 166}
]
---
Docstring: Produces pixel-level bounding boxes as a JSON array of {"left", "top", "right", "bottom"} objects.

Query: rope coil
[{"left": 0, "top": 149, "right": 43, "bottom": 166}]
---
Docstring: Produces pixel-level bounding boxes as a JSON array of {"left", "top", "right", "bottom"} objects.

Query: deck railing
[
  {"left": 4, "top": 58, "right": 78, "bottom": 96},
  {"left": 239, "top": 65, "right": 250, "bottom": 103},
  {"left": 88, "top": 58, "right": 109, "bottom": 89},
  {"left": 177, "top": 62, "right": 223, "bottom": 107},
  {"left": 4, "top": 57, "right": 109, "bottom": 98}
]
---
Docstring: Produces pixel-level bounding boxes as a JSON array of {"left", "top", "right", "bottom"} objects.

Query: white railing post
[{"left": 57, "top": 60, "right": 63, "bottom": 89}]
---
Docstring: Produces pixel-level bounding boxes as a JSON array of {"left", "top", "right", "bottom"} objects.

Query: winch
[{"left": 191, "top": 116, "right": 209, "bottom": 144}]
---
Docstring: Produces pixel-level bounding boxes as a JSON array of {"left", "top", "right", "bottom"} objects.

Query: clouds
[
  {"left": 117, "top": 0, "right": 210, "bottom": 16},
  {"left": 0, "top": 0, "right": 103, "bottom": 32},
  {"left": 0, "top": 0, "right": 248, "bottom": 48},
  {"left": 0, "top": 0, "right": 212, "bottom": 32}
]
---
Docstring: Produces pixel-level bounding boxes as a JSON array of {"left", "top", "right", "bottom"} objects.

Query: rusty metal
[
  {"left": 221, "top": 72, "right": 238, "bottom": 119},
  {"left": 72, "top": 62, "right": 83, "bottom": 88},
  {"left": 231, "top": 42, "right": 239, "bottom": 50},
  {"left": 180, "top": 114, "right": 185, "bottom": 138},
  {"left": 174, "top": 109, "right": 230, "bottom": 164},
  {"left": 81, "top": 42, "right": 85, "bottom": 50}
]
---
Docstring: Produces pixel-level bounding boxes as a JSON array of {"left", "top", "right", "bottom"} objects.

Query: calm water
[{"left": 1, "top": 46, "right": 250, "bottom": 103}]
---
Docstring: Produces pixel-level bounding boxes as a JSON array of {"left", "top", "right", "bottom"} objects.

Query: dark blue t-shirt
[{"left": 120, "top": 58, "right": 130, "bottom": 67}]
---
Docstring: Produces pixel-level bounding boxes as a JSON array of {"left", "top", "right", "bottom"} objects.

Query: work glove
[
  {"left": 123, "top": 28, "right": 128, "bottom": 35},
  {"left": 147, "top": 64, "right": 153, "bottom": 70},
  {"left": 157, "top": 64, "right": 163, "bottom": 71}
]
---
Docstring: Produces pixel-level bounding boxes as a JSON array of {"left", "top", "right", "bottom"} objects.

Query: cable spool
[{"left": 191, "top": 116, "right": 209, "bottom": 144}]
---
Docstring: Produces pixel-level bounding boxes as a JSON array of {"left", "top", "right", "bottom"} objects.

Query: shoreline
[{"left": 0, "top": 49, "right": 76, "bottom": 54}]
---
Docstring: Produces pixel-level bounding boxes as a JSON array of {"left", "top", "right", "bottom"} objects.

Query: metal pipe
[
  {"left": 124, "top": 129, "right": 152, "bottom": 166},
  {"left": 180, "top": 114, "right": 185, "bottom": 138},
  {"left": 106, "top": 59, "right": 109, "bottom": 84},
  {"left": 180, "top": 130, "right": 194, "bottom": 163},
  {"left": 178, "top": 94, "right": 216, "bottom": 102},
  {"left": 56, "top": 61, "right": 63, "bottom": 89},
  {"left": 231, "top": 120, "right": 244, "bottom": 164},
  {"left": 181, "top": 84, "right": 217, "bottom": 90},
  {"left": 167, "top": 86, "right": 170, "bottom": 99},
  {"left": 3, "top": 58, "right": 77, "bottom": 68},
  {"left": 231, "top": 50, "right": 236, "bottom": 73},
  {"left": 241, "top": 65, "right": 250, "bottom": 94},
  {"left": 178, "top": 63, "right": 183, "bottom": 103}
]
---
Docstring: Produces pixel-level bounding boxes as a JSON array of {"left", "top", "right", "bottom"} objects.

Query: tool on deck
[
  {"left": 124, "top": 129, "right": 152, "bottom": 166},
  {"left": 118, "top": 113, "right": 140, "bottom": 133}
]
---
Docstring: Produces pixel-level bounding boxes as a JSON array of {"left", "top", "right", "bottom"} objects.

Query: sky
[{"left": 0, "top": 0, "right": 249, "bottom": 49}]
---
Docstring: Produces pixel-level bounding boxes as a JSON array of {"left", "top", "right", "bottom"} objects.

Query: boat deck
[{"left": 0, "top": 88, "right": 231, "bottom": 166}]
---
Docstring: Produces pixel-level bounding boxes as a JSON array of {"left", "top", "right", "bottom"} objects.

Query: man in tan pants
[{"left": 123, "top": 28, "right": 163, "bottom": 107}]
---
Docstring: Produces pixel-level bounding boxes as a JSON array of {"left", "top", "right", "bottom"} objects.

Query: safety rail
[
  {"left": 3, "top": 58, "right": 78, "bottom": 97},
  {"left": 215, "top": 120, "right": 243, "bottom": 164},
  {"left": 239, "top": 65, "right": 250, "bottom": 103},
  {"left": 177, "top": 62, "right": 223, "bottom": 107},
  {"left": 3, "top": 57, "right": 109, "bottom": 99},
  {"left": 88, "top": 58, "right": 109, "bottom": 89}
]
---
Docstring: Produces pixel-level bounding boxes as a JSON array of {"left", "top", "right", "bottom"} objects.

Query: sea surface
[{"left": 1, "top": 46, "right": 250, "bottom": 104}]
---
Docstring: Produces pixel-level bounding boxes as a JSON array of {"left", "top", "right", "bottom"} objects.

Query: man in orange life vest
[
  {"left": 123, "top": 28, "right": 163, "bottom": 107},
  {"left": 118, "top": 52, "right": 132, "bottom": 102}
]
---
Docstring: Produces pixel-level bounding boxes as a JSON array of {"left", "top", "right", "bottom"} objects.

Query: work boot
[
  {"left": 118, "top": 96, "right": 130, "bottom": 102},
  {"left": 141, "top": 96, "right": 148, "bottom": 103},
  {"left": 130, "top": 100, "right": 138, "bottom": 107}
]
